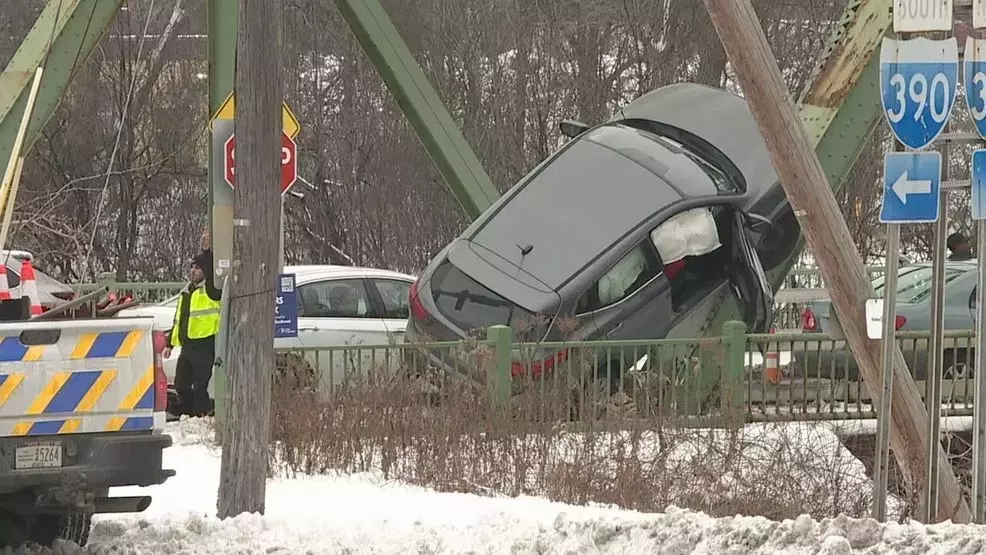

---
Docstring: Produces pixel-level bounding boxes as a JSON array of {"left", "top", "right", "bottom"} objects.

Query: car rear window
[
  {"left": 429, "top": 260, "right": 546, "bottom": 339},
  {"left": 470, "top": 134, "right": 681, "bottom": 289}
]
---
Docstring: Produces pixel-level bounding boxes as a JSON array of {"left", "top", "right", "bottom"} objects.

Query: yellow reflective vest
[{"left": 169, "top": 283, "right": 221, "bottom": 347}]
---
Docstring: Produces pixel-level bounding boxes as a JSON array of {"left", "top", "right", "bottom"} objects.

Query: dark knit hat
[{"left": 191, "top": 249, "right": 214, "bottom": 276}]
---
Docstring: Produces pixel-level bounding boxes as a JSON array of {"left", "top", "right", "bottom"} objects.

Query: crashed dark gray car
[{"left": 406, "top": 83, "right": 800, "bottom": 385}]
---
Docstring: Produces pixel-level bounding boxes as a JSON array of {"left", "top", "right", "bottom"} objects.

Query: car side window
[
  {"left": 5, "top": 268, "right": 18, "bottom": 289},
  {"left": 373, "top": 279, "right": 411, "bottom": 319},
  {"left": 298, "top": 279, "right": 372, "bottom": 318},
  {"left": 576, "top": 243, "right": 661, "bottom": 314}
]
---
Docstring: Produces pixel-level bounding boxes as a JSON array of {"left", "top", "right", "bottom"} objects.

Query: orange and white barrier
[
  {"left": 20, "top": 259, "right": 42, "bottom": 316},
  {"left": 0, "top": 263, "right": 11, "bottom": 302}
]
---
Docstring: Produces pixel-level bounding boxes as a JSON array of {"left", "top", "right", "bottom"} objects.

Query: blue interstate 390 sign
[
  {"left": 880, "top": 36, "right": 958, "bottom": 150},
  {"left": 965, "top": 36, "right": 986, "bottom": 140}
]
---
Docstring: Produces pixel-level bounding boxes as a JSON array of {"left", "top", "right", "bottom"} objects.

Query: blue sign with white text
[
  {"left": 880, "top": 37, "right": 958, "bottom": 150},
  {"left": 274, "top": 273, "right": 298, "bottom": 338},
  {"left": 965, "top": 37, "right": 986, "bottom": 139},
  {"left": 880, "top": 151, "right": 941, "bottom": 224},
  {"left": 972, "top": 150, "right": 986, "bottom": 221}
]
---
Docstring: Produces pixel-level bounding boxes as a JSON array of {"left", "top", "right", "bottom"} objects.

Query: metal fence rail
[{"left": 252, "top": 321, "right": 972, "bottom": 426}]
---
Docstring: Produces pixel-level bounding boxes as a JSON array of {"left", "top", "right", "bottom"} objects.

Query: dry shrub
[{"left": 267, "top": 345, "right": 878, "bottom": 522}]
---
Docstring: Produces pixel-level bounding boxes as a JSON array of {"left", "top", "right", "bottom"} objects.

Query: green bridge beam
[
  {"left": 0, "top": 0, "right": 124, "bottom": 166},
  {"left": 334, "top": 0, "right": 500, "bottom": 220}
]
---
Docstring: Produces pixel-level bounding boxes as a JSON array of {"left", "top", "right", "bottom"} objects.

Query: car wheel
[
  {"left": 570, "top": 359, "right": 636, "bottom": 420},
  {"left": 274, "top": 353, "right": 316, "bottom": 390},
  {"left": 943, "top": 349, "right": 974, "bottom": 380}
]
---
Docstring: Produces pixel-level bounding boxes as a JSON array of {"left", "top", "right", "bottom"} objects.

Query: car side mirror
[{"left": 559, "top": 119, "right": 590, "bottom": 139}]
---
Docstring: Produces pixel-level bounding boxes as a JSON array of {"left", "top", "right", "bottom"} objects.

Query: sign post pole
[
  {"left": 874, "top": 219, "right": 901, "bottom": 522},
  {"left": 966, "top": 29, "right": 986, "bottom": 524},
  {"left": 876, "top": 14, "right": 957, "bottom": 519},
  {"left": 874, "top": 148, "right": 944, "bottom": 521}
]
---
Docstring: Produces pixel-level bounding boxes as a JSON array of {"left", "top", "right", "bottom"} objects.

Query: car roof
[
  {"left": 285, "top": 264, "right": 415, "bottom": 283},
  {"left": 155, "top": 265, "right": 415, "bottom": 307}
]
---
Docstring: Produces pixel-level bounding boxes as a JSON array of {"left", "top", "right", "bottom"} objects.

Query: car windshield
[{"left": 871, "top": 266, "right": 968, "bottom": 303}]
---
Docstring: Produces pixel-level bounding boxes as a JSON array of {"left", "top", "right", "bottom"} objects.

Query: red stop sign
[{"left": 223, "top": 132, "right": 298, "bottom": 194}]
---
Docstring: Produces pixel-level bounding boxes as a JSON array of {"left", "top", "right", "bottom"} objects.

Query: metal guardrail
[{"left": 250, "top": 321, "right": 971, "bottom": 426}]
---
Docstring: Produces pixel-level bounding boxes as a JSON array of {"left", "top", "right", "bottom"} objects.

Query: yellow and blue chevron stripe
[
  {"left": 0, "top": 373, "right": 25, "bottom": 407},
  {"left": 12, "top": 416, "right": 155, "bottom": 436},
  {"left": 106, "top": 365, "right": 156, "bottom": 432},
  {"left": 0, "top": 327, "right": 158, "bottom": 437},
  {"left": 0, "top": 330, "right": 143, "bottom": 362},
  {"left": 70, "top": 330, "right": 144, "bottom": 359},
  {"left": 0, "top": 337, "right": 45, "bottom": 362},
  {"left": 8, "top": 365, "right": 155, "bottom": 436}
]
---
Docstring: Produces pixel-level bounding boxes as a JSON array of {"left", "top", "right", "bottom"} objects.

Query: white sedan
[{"left": 117, "top": 264, "right": 415, "bottom": 394}]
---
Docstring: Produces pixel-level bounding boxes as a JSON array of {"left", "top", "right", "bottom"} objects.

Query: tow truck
[{"left": 0, "top": 280, "right": 173, "bottom": 547}]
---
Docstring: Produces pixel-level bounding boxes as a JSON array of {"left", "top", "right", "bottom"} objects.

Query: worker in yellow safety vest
[{"left": 164, "top": 248, "right": 222, "bottom": 417}]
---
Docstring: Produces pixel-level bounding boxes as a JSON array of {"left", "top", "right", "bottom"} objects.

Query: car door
[
  {"left": 729, "top": 211, "right": 774, "bottom": 334},
  {"left": 366, "top": 277, "right": 412, "bottom": 343},
  {"left": 290, "top": 277, "right": 391, "bottom": 391},
  {"left": 575, "top": 240, "right": 675, "bottom": 348}
]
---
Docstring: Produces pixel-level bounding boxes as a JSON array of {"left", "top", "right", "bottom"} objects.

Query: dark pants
[{"left": 172, "top": 340, "right": 215, "bottom": 417}]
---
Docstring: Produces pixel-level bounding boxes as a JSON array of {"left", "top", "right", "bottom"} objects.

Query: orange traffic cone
[
  {"left": 0, "top": 263, "right": 11, "bottom": 302},
  {"left": 20, "top": 260, "right": 42, "bottom": 316},
  {"left": 765, "top": 327, "right": 782, "bottom": 384}
]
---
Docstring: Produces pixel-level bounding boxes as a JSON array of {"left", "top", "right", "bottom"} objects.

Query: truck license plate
[{"left": 15, "top": 442, "right": 62, "bottom": 469}]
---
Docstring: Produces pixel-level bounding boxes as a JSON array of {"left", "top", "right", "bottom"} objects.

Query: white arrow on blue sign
[
  {"left": 880, "top": 151, "right": 941, "bottom": 224},
  {"left": 880, "top": 37, "right": 958, "bottom": 150},
  {"left": 965, "top": 37, "right": 986, "bottom": 139},
  {"left": 972, "top": 150, "right": 986, "bottom": 220}
]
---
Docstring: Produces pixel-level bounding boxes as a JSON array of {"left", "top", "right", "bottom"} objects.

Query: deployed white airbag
[{"left": 650, "top": 207, "right": 722, "bottom": 264}]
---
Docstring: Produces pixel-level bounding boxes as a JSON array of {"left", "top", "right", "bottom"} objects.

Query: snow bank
[{"left": 69, "top": 419, "right": 956, "bottom": 553}]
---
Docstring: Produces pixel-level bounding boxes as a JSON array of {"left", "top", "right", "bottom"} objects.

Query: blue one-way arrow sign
[
  {"left": 972, "top": 150, "right": 986, "bottom": 220},
  {"left": 880, "top": 151, "right": 941, "bottom": 224}
]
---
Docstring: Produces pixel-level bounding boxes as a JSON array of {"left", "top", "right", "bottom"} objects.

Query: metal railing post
[
  {"left": 721, "top": 320, "right": 748, "bottom": 424},
  {"left": 486, "top": 325, "right": 512, "bottom": 408}
]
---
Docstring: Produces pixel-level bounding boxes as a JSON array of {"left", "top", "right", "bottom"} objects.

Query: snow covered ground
[{"left": 25, "top": 418, "right": 986, "bottom": 554}]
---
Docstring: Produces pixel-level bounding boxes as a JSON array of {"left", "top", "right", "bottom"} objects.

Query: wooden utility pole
[
  {"left": 217, "top": 0, "right": 282, "bottom": 518},
  {"left": 702, "top": 0, "right": 971, "bottom": 523}
]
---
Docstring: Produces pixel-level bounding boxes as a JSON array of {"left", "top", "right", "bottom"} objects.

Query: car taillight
[
  {"left": 511, "top": 348, "right": 569, "bottom": 378},
  {"left": 152, "top": 330, "right": 168, "bottom": 411},
  {"left": 895, "top": 315, "right": 907, "bottom": 331},
  {"left": 409, "top": 280, "right": 430, "bottom": 321},
  {"left": 802, "top": 308, "right": 817, "bottom": 331}
]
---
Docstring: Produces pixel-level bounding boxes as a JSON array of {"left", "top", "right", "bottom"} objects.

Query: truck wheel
[{"left": 29, "top": 512, "right": 92, "bottom": 547}]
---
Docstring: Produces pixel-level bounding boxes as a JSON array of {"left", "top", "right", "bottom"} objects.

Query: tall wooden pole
[
  {"left": 702, "top": 0, "right": 971, "bottom": 523},
  {"left": 217, "top": 0, "right": 282, "bottom": 517}
]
